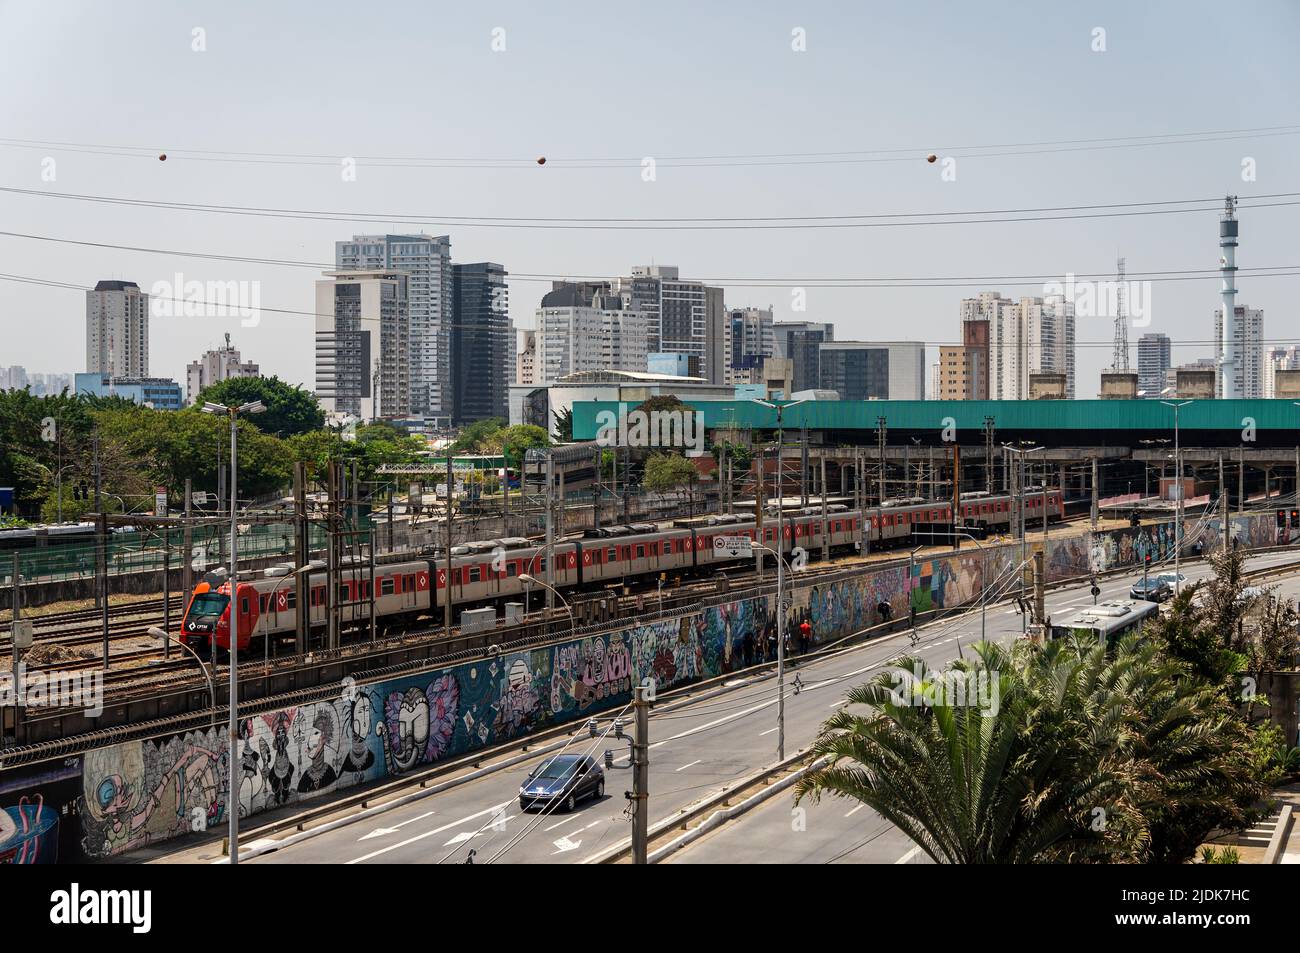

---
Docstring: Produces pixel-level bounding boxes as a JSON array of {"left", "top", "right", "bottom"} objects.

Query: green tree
[
  {"left": 553, "top": 406, "right": 574, "bottom": 442},
  {"left": 490, "top": 424, "right": 550, "bottom": 470},
  {"left": 642, "top": 452, "right": 697, "bottom": 495},
  {"left": 450, "top": 418, "right": 505, "bottom": 454},
  {"left": 195, "top": 376, "right": 324, "bottom": 438}
]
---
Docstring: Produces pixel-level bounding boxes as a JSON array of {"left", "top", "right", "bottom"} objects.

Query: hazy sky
[{"left": 2, "top": 0, "right": 1298, "bottom": 395}]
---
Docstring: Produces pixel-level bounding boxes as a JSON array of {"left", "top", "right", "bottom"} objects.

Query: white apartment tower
[
  {"left": 86, "top": 280, "right": 150, "bottom": 378},
  {"left": 336, "top": 235, "right": 452, "bottom": 425},
  {"left": 185, "top": 333, "right": 260, "bottom": 404},
  {"left": 314, "top": 270, "right": 411, "bottom": 421},
  {"left": 983, "top": 293, "right": 1076, "bottom": 399},
  {"left": 536, "top": 283, "right": 649, "bottom": 382},
  {"left": 1214, "top": 305, "right": 1264, "bottom": 398}
]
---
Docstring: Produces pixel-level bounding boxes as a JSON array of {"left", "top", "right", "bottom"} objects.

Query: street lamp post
[
  {"left": 751, "top": 397, "right": 807, "bottom": 762},
  {"left": 201, "top": 399, "right": 265, "bottom": 865},
  {"left": 1161, "top": 401, "right": 1193, "bottom": 596},
  {"left": 519, "top": 574, "right": 575, "bottom": 641},
  {"left": 1002, "top": 444, "right": 1043, "bottom": 634}
]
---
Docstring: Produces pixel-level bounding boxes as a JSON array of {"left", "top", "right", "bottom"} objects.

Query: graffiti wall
[{"left": 4, "top": 510, "right": 1286, "bottom": 863}]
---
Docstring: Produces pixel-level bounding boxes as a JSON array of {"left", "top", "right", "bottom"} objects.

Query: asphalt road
[{"left": 246, "top": 547, "right": 1300, "bottom": 865}]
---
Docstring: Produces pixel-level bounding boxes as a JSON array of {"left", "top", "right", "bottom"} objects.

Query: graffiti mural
[{"left": 1, "top": 757, "right": 81, "bottom": 864}]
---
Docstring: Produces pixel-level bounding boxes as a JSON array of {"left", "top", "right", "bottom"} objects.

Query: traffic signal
[
  {"left": 1278, "top": 509, "right": 1287, "bottom": 528},
  {"left": 1291, "top": 509, "right": 1299, "bottom": 526},
  {"left": 1143, "top": 551, "right": 1153, "bottom": 565}
]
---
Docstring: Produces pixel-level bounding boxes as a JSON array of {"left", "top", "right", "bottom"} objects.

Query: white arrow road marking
[
  {"left": 443, "top": 831, "right": 475, "bottom": 847},
  {"left": 552, "top": 835, "right": 582, "bottom": 854},
  {"left": 346, "top": 800, "right": 512, "bottom": 864},
  {"left": 358, "top": 809, "right": 438, "bottom": 841}
]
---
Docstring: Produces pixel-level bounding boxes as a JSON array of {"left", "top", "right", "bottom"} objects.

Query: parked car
[
  {"left": 518, "top": 754, "right": 605, "bottom": 812},
  {"left": 1130, "top": 576, "right": 1173, "bottom": 602}
]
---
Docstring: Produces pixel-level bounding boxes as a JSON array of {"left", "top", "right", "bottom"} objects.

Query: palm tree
[
  {"left": 796, "top": 641, "right": 1123, "bottom": 863},
  {"left": 798, "top": 635, "right": 1266, "bottom": 863}
]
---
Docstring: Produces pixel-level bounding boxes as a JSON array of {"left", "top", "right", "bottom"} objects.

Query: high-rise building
[
  {"left": 1214, "top": 305, "right": 1264, "bottom": 398},
  {"left": 536, "top": 282, "right": 649, "bottom": 382},
  {"left": 451, "top": 262, "right": 512, "bottom": 424},
  {"left": 86, "top": 280, "right": 149, "bottom": 378},
  {"left": 618, "top": 266, "right": 726, "bottom": 385},
  {"left": 725, "top": 306, "right": 774, "bottom": 384},
  {"left": 982, "top": 294, "right": 1075, "bottom": 399},
  {"left": 818, "top": 341, "right": 925, "bottom": 400},
  {"left": 336, "top": 235, "right": 453, "bottom": 424},
  {"left": 185, "top": 333, "right": 260, "bottom": 405},
  {"left": 1264, "top": 345, "right": 1300, "bottom": 398},
  {"left": 1136, "top": 333, "right": 1172, "bottom": 398},
  {"left": 0, "top": 366, "right": 28, "bottom": 391},
  {"left": 772, "top": 321, "right": 834, "bottom": 394},
  {"left": 314, "top": 270, "right": 410, "bottom": 421},
  {"left": 516, "top": 329, "right": 537, "bottom": 386}
]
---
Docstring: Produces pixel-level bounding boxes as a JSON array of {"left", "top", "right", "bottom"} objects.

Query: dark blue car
[{"left": 518, "top": 754, "right": 605, "bottom": 812}]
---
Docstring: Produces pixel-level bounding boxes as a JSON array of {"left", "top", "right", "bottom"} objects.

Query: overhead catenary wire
[
  {"left": 5, "top": 224, "right": 1300, "bottom": 288},
  {"left": 3, "top": 184, "right": 1300, "bottom": 230},
  {"left": 3, "top": 122, "right": 1300, "bottom": 168}
]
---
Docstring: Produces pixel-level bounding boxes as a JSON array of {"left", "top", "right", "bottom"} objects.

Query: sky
[{"left": 1, "top": 0, "right": 1298, "bottom": 395}]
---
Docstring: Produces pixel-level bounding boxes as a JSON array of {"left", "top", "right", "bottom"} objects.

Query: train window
[
  {"left": 636, "top": 544, "right": 646, "bottom": 559},
  {"left": 241, "top": 597, "right": 250, "bottom": 615},
  {"left": 607, "top": 547, "right": 617, "bottom": 562},
  {"left": 286, "top": 591, "right": 296, "bottom": 609},
  {"left": 338, "top": 585, "right": 349, "bottom": 602},
  {"left": 404, "top": 574, "right": 414, "bottom": 592},
  {"left": 469, "top": 566, "right": 481, "bottom": 583},
  {"left": 259, "top": 594, "right": 268, "bottom": 612},
  {"left": 381, "top": 577, "right": 395, "bottom": 596},
  {"left": 508, "top": 563, "right": 518, "bottom": 577},
  {"left": 662, "top": 540, "right": 672, "bottom": 554}
]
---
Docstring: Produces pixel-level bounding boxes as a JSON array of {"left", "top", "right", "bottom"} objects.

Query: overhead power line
[
  {"left": 2, "top": 185, "right": 1300, "bottom": 230},
  {"left": 2, "top": 122, "right": 1299, "bottom": 168},
  {"left": 3, "top": 224, "right": 1300, "bottom": 287}
]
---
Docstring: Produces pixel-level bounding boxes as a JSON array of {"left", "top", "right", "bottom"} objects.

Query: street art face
[{"left": 382, "top": 676, "right": 459, "bottom": 775}]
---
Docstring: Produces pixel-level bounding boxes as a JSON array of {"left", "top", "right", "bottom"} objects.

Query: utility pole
[
  {"left": 631, "top": 683, "right": 650, "bottom": 865},
  {"left": 325, "top": 462, "right": 338, "bottom": 651},
  {"left": 1161, "top": 400, "right": 1192, "bottom": 596},
  {"left": 292, "top": 463, "right": 308, "bottom": 654},
  {"left": 1090, "top": 457, "right": 1100, "bottom": 529},
  {"left": 754, "top": 455, "right": 765, "bottom": 581},
  {"left": 592, "top": 446, "right": 601, "bottom": 533},
  {"left": 1238, "top": 445, "right": 1245, "bottom": 514},
  {"left": 544, "top": 453, "right": 555, "bottom": 612},
  {"left": 876, "top": 417, "right": 887, "bottom": 503},
  {"left": 1219, "top": 454, "right": 1229, "bottom": 551},
  {"left": 820, "top": 456, "right": 829, "bottom": 563},
  {"left": 1032, "top": 549, "right": 1046, "bottom": 633},
  {"left": 445, "top": 452, "right": 454, "bottom": 637},
  {"left": 983, "top": 416, "right": 995, "bottom": 493}
]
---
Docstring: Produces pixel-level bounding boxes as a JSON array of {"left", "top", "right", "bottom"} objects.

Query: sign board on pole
[
  {"left": 191, "top": 491, "right": 209, "bottom": 506},
  {"left": 713, "top": 536, "right": 753, "bottom": 558},
  {"left": 154, "top": 487, "right": 168, "bottom": 518}
]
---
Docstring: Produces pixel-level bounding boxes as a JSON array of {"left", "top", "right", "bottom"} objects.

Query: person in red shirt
[{"left": 798, "top": 619, "right": 812, "bottom": 655}]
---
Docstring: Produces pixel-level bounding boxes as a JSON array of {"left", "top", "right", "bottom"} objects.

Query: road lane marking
[
  {"left": 675, "top": 759, "right": 702, "bottom": 772},
  {"left": 759, "top": 726, "right": 779, "bottom": 736},
  {"left": 544, "top": 817, "right": 577, "bottom": 832},
  {"left": 844, "top": 804, "right": 866, "bottom": 818},
  {"left": 895, "top": 845, "right": 922, "bottom": 864},
  {"left": 346, "top": 800, "right": 513, "bottom": 864}
]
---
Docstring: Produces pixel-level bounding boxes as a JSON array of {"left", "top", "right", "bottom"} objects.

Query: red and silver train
[{"left": 179, "top": 489, "right": 1063, "bottom": 655}]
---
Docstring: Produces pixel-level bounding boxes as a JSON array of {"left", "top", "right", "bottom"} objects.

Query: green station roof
[{"left": 572, "top": 399, "right": 1300, "bottom": 442}]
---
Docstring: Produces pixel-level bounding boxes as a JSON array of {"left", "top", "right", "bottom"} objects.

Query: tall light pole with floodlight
[{"left": 201, "top": 398, "right": 265, "bottom": 864}]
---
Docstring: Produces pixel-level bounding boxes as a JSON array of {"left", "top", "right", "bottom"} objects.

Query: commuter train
[{"left": 179, "top": 488, "right": 1064, "bottom": 655}]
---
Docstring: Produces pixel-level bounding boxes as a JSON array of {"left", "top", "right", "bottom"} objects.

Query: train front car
[{"left": 180, "top": 579, "right": 259, "bottom": 657}]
